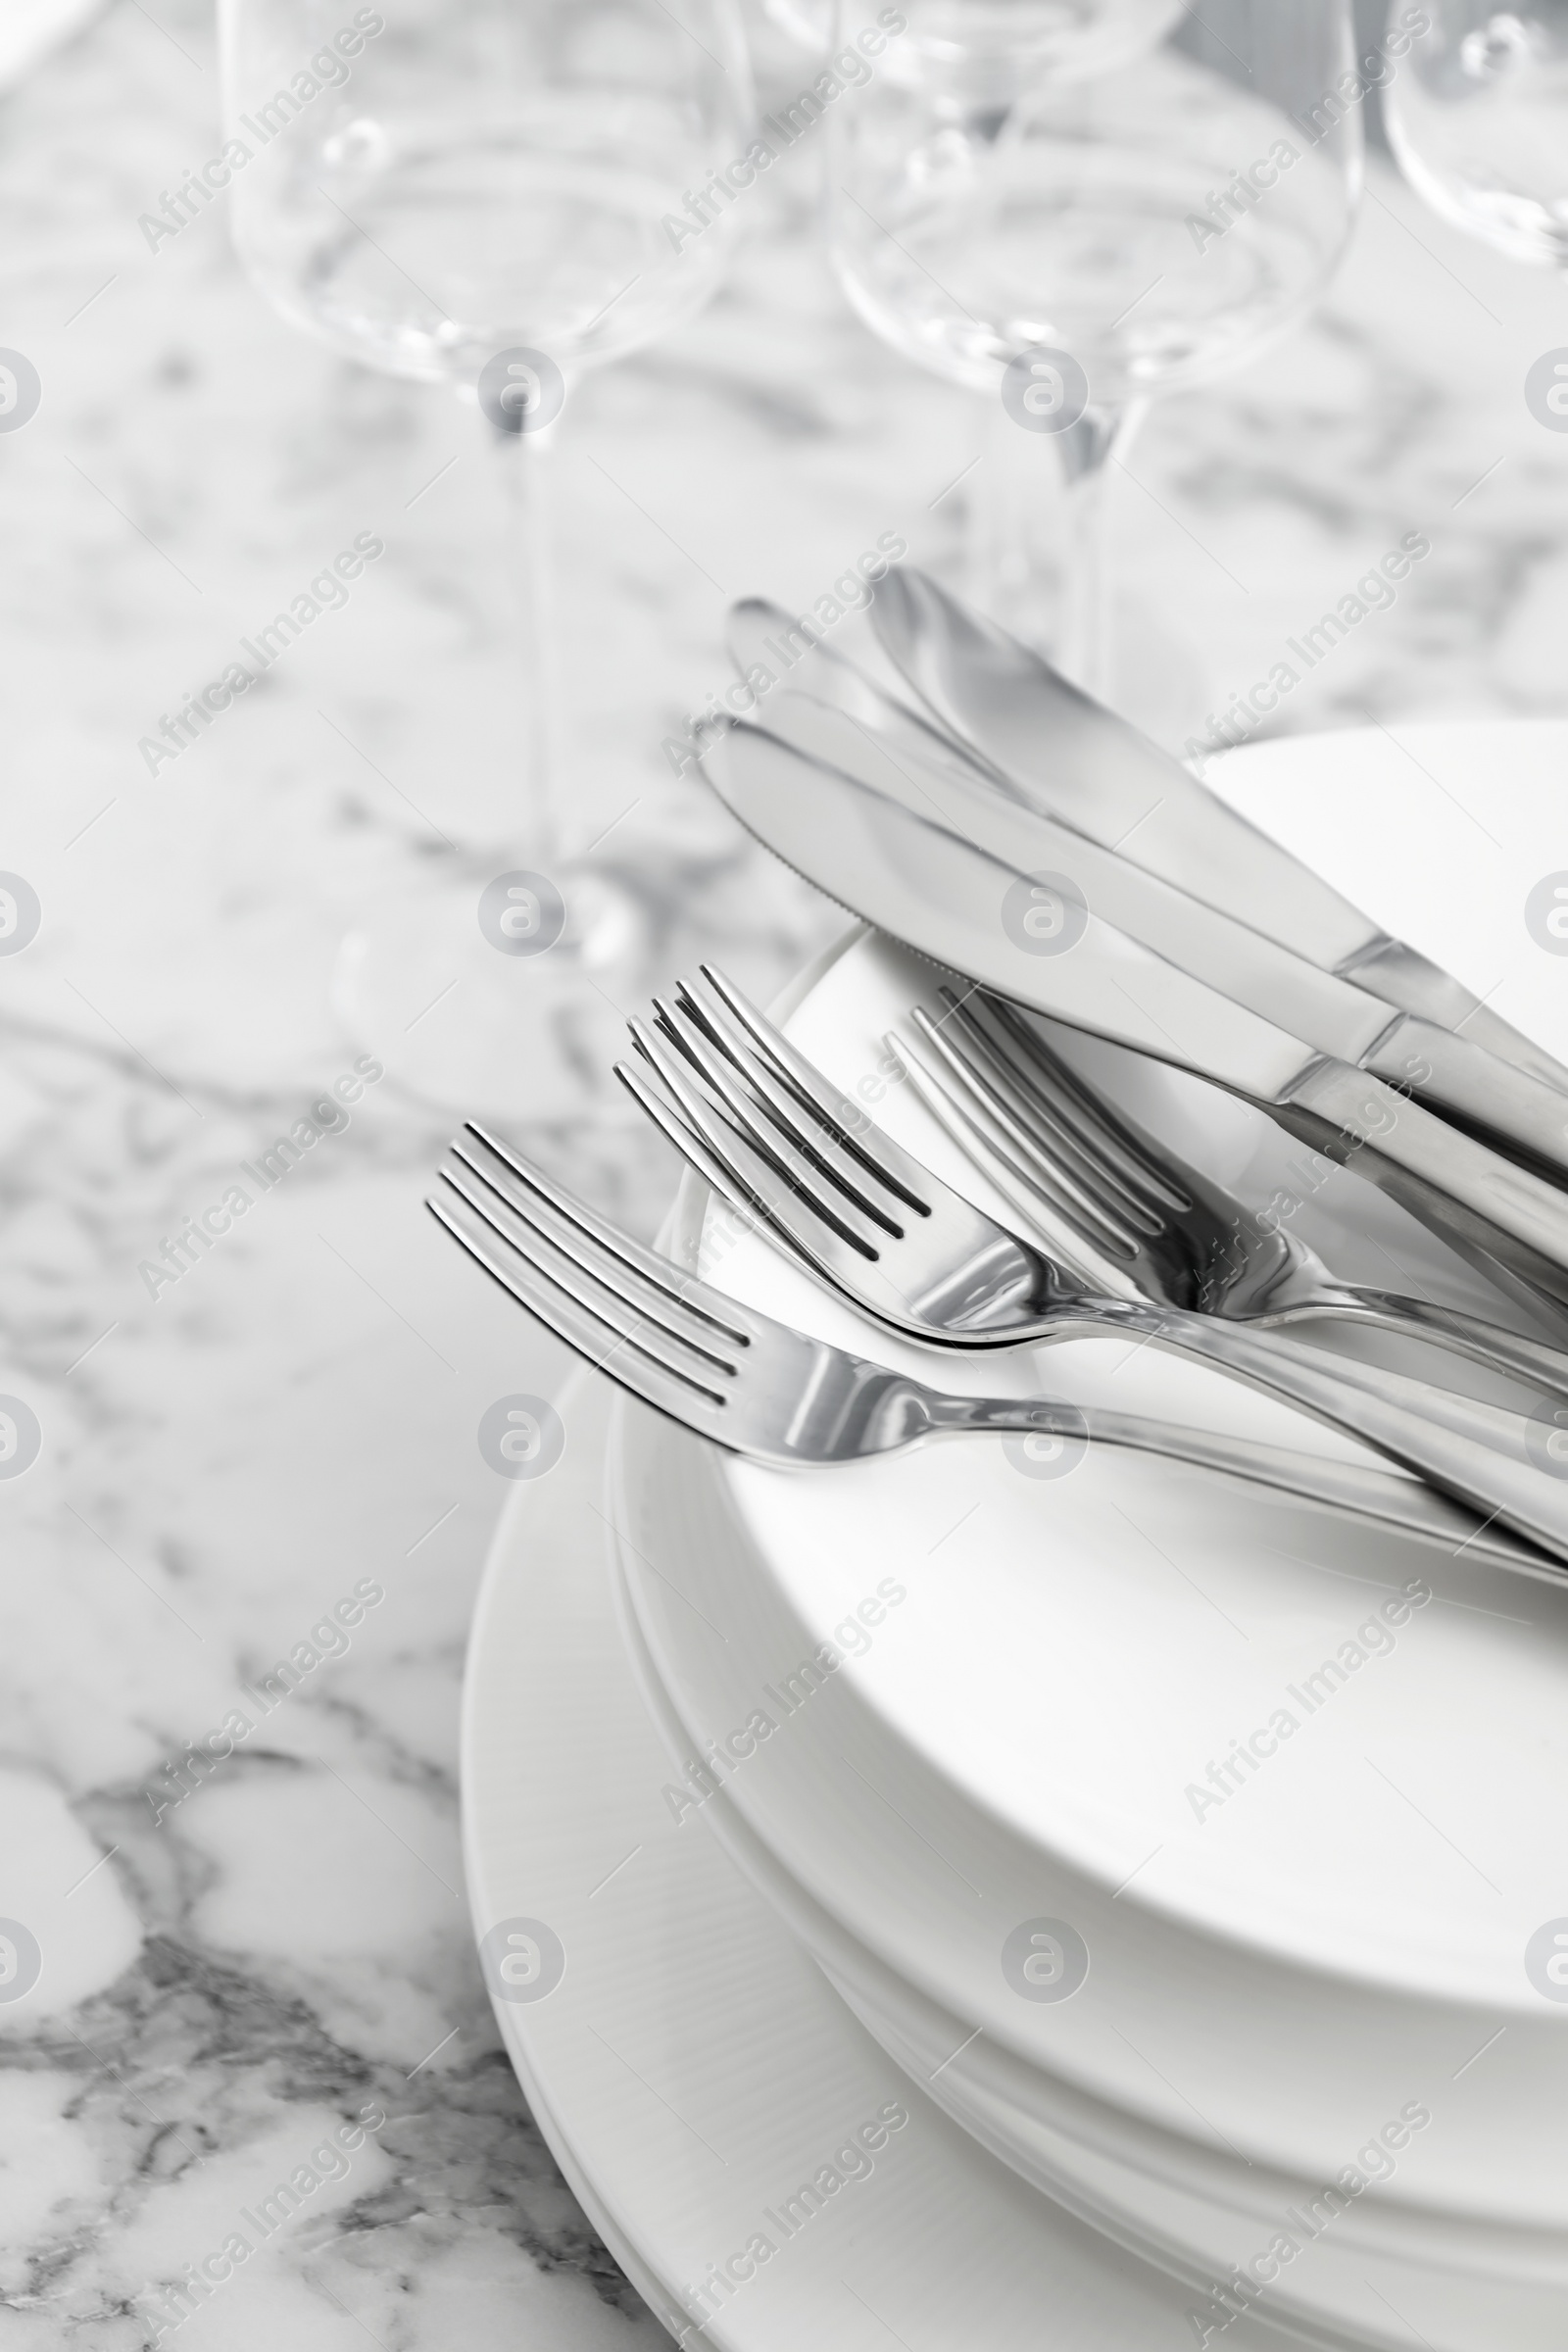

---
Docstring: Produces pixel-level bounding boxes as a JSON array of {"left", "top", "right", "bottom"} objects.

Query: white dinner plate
[{"left": 463, "top": 1371, "right": 1226, "bottom": 2350}]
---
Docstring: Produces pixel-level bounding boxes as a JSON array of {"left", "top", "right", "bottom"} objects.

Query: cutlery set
[
  {"left": 711, "top": 618, "right": 1568, "bottom": 1313},
  {"left": 431, "top": 569, "right": 1568, "bottom": 1585}
]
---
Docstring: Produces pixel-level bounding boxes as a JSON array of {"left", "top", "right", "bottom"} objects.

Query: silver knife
[
  {"left": 865, "top": 566, "right": 1568, "bottom": 1107},
  {"left": 704, "top": 717, "right": 1568, "bottom": 1314},
  {"left": 731, "top": 662, "right": 1568, "bottom": 1190}
]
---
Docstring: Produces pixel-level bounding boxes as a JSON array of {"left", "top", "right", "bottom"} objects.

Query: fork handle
[
  {"left": 1275, "top": 1058, "right": 1568, "bottom": 1320},
  {"left": 922, "top": 1395, "right": 1558, "bottom": 1580},
  {"left": 1076, "top": 1300, "right": 1568, "bottom": 1567},
  {"left": 1266, "top": 1292, "right": 1568, "bottom": 1396}
]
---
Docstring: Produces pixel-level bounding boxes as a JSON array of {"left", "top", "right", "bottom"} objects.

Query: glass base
[{"left": 333, "top": 867, "right": 646, "bottom": 1125}]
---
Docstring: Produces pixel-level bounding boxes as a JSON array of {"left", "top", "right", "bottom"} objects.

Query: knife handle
[
  {"left": 1344, "top": 938, "right": 1568, "bottom": 1102},
  {"left": 1274, "top": 1060, "right": 1568, "bottom": 1318},
  {"left": 1367, "top": 1018, "right": 1568, "bottom": 1190}
]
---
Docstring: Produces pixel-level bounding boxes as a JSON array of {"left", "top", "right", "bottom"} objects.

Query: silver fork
[
  {"left": 613, "top": 965, "right": 1568, "bottom": 1566},
  {"left": 427, "top": 1122, "right": 1555, "bottom": 1577},
  {"left": 894, "top": 985, "right": 1568, "bottom": 1398}
]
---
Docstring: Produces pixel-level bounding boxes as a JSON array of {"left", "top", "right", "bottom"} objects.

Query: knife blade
[
  {"left": 704, "top": 717, "right": 1568, "bottom": 1311},
  {"left": 867, "top": 566, "right": 1568, "bottom": 1104},
  {"left": 733, "top": 665, "right": 1568, "bottom": 1188},
  {"left": 746, "top": 680, "right": 1400, "bottom": 1062}
]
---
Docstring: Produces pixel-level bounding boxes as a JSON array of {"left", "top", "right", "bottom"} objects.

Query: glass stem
[
  {"left": 496, "top": 417, "right": 563, "bottom": 873},
  {"left": 970, "top": 396, "right": 1148, "bottom": 704}
]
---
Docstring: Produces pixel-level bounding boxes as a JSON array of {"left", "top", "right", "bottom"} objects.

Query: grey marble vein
[{"left": 1, "top": 0, "right": 1565, "bottom": 2343}]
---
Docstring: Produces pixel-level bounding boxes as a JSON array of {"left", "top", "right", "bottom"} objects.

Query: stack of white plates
[{"left": 469, "top": 724, "right": 1568, "bottom": 2350}]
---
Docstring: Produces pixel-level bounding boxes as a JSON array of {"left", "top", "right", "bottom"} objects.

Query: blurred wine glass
[
  {"left": 761, "top": 0, "right": 1183, "bottom": 65},
  {"left": 827, "top": 0, "right": 1362, "bottom": 697},
  {"left": 1383, "top": 0, "right": 1568, "bottom": 264},
  {"left": 219, "top": 0, "right": 753, "bottom": 1117}
]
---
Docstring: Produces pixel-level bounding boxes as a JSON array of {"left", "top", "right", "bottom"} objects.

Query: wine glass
[
  {"left": 219, "top": 0, "right": 754, "bottom": 1118},
  {"left": 1383, "top": 1, "right": 1568, "bottom": 265},
  {"left": 826, "top": 0, "right": 1363, "bottom": 698},
  {"left": 762, "top": 0, "right": 1184, "bottom": 65}
]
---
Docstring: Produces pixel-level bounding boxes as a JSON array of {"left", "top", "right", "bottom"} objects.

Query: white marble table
[{"left": 2, "top": 3, "right": 1567, "bottom": 2344}]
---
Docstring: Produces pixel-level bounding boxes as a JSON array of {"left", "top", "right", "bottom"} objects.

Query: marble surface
[{"left": 2, "top": 1, "right": 1568, "bottom": 2345}]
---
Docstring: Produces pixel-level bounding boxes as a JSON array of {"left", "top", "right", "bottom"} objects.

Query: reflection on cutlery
[
  {"left": 891, "top": 982, "right": 1568, "bottom": 1396},
  {"left": 703, "top": 719, "right": 1568, "bottom": 1315},
  {"left": 871, "top": 564, "right": 1568, "bottom": 1103},
  {"left": 613, "top": 964, "right": 1568, "bottom": 1567},
  {"left": 428, "top": 1120, "right": 1557, "bottom": 1580},
  {"left": 732, "top": 592, "right": 1568, "bottom": 1187}
]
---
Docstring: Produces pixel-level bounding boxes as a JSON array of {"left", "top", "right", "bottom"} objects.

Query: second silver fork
[
  {"left": 616, "top": 965, "right": 1568, "bottom": 1568},
  {"left": 894, "top": 985, "right": 1568, "bottom": 1398}
]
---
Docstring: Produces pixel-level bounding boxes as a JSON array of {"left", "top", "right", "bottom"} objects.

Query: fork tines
[
  {"left": 942, "top": 992, "right": 1186, "bottom": 1212},
  {"left": 616, "top": 966, "right": 933, "bottom": 1269},
  {"left": 893, "top": 989, "right": 1189, "bottom": 1269},
  {"left": 682, "top": 965, "right": 926, "bottom": 1211},
  {"left": 428, "top": 1123, "right": 753, "bottom": 1425}
]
